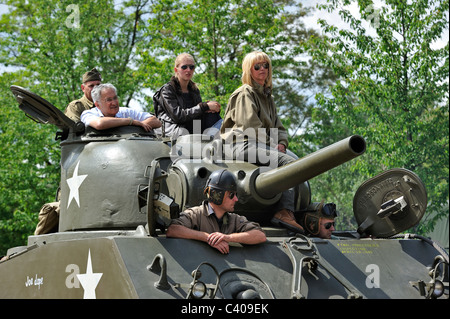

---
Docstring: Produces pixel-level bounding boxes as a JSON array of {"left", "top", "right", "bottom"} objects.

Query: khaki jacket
[
  {"left": 220, "top": 82, "right": 289, "bottom": 148},
  {"left": 64, "top": 95, "right": 94, "bottom": 122}
]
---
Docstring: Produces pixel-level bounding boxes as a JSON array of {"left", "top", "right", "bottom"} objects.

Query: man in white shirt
[{"left": 81, "top": 83, "right": 161, "bottom": 131}]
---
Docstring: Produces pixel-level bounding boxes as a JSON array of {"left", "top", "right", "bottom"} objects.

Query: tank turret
[{"left": 161, "top": 134, "right": 366, "bottom": 229}]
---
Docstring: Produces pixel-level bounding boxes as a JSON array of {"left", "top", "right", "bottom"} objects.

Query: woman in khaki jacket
[{"left": 220, "top": 51, "right": 304, "bottom": 234}]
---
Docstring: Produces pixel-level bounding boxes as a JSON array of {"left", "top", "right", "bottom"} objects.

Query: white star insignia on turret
[{"left": 66, "top": 161, "right": 88, "bottom": 208}]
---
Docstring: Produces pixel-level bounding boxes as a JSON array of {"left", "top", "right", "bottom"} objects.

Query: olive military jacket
[
  {"left": 220, "top": 81, "right": 289, "bottom": 148},
  {"left": 64, "top": 95, "right": 94, "bottom": 122}
]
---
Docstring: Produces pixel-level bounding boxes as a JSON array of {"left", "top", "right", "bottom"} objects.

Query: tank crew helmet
[
  {"left": 302, "top": 200, "right": 338, "bottom": 236},
  {"left": 203, "top": 169, "right": 237, "bottom": 205}
]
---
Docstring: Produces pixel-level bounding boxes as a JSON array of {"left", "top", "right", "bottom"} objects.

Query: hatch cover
[
  {"left": 10, "top": 85, "right": 84, "bottom": 133},
  {"left": 353, "top": 168, "right": 427, "bottom": 237}
]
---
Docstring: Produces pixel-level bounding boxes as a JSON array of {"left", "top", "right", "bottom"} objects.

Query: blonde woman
[
  {"left": 153, "top": 53, "right": 222, "bottom": 137},
  {"left": 220, "top": 51, "right": 303, "bottom": 234}
]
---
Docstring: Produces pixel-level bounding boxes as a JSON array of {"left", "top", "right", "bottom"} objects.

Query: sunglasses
[
  {"left": 180, "top": 64, "right": 195, "bottom": 70},
  {"left": 227, "top": 191, "right": 237, "bottom": 199},
  {"left": 323, "top": 222, "right": 335, "bottom": 230},
  {"left": 253, "top": 62, "right": 269, "bottom": 71}
]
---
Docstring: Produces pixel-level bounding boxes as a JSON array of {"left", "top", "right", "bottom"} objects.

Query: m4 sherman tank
[{"left": 0, "top": 86, "right": 448, "bottom": 301}]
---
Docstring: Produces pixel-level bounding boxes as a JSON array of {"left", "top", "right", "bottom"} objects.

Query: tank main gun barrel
[{"left": 254, "top": 135, "right": 366, "bottom": 199}]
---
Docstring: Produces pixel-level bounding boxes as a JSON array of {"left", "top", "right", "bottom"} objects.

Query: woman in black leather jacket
[{"left": 153, "top": 53, "right": 222, "bottom": 137}]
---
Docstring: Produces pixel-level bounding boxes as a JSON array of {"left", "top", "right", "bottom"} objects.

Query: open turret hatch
[
  {"left": 10, "top": 85, "right": 84, "bottom": 134},
  {"left": 353, "top": 168, "right": 427, "bottom": 237}
]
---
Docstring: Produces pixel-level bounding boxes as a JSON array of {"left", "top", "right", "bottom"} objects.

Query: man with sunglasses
[
  {"left": 319, "top": 220, "right": 336, "bottom": 239},
  {"left": 300, "top": 201, "right": 338, "bottom": 239},
  {"left": 166, "top": 169, "right": 266, "bottom": 254},
  {"left": 299, "top": 200, "right": 338, "bottom": 239}
]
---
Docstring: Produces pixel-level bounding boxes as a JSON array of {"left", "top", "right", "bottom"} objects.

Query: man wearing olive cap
[{"left": 64, "top": 68, "right": 102, "bottom": 122}]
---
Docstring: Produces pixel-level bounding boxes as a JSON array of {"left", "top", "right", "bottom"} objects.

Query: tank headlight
[
  {"left": 432, "top": 280, "right": 444, "bottom": 298},
  {"left": 191, "top": 282, "right": 207, "bottom": 299}
]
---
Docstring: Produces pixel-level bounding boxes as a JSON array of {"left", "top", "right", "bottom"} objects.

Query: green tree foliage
[
  {"left": 305, "top": 0, "right": 449, "bottom": 232},
  {"left": 0, "top": 0, "right": 149, "bottom": 106},
  {"left": 144, "top": 0, "right": 282, "bottom": 102},
  {"left": 0, "top": 72, "right": 59, "bottom": 251},
  {"left": 139, "top": 0, "right": 320, "bottom": 110}
]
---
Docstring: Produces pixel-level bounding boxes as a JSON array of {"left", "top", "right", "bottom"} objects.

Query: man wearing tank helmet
[
  {"left": 166, "top": 169, "right": 266, "bottom": 254},
  {"left": 299, "top": 200, "right": 338, "bottom": 239}
]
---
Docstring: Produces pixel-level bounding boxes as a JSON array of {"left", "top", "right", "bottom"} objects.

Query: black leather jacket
[{"left": 153, "top": 76, "right": 220, "bottom": 137}]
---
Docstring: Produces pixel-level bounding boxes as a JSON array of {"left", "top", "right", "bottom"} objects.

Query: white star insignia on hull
[{"left": 76, "top": 249, "right": 103, "bottom": 299}]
